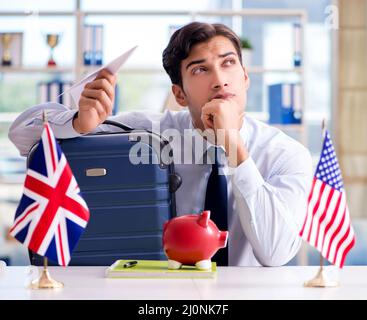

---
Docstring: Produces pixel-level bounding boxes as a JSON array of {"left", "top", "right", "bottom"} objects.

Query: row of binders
[
  {"left": 37, "top": 80, "right": 120, "bottom": 115},
  {"left": 268, "top": 83, "right": 302, "bottom": 125},
  {"left": 83, "top": 24, "right": 104, "bottom": 66},
  {"left": 37, "top": 80, "right": 73, "bottom": 106}
]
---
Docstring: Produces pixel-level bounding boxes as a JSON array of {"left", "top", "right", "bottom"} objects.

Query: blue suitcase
[{"left": 29, "top": 120, "right": 181, "bottom": 266}]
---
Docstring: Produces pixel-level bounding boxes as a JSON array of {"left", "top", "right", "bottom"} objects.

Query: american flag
[
  {"left": 299, "top": 130, "right": 355, "bottom": 268},
  {"left": 9, "top": 122, "right": 90, "bottom": 266}
]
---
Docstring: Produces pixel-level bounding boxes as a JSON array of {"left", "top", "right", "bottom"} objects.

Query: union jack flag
[
  {"left": 299, "top": 130, "right": 355, "bottom": 268},
  {"left": 9, "top": 122, "right": 90, "bottom": 266}
]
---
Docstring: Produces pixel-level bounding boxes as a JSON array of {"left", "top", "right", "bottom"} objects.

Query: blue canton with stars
[{"left": 315, "top": 130, "right": 344, "bottom": 192}]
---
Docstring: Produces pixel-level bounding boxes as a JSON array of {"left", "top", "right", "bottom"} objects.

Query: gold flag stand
[
  {"left": 29, "top": 257, "right": 64, "bottom": 289},
  {"left": 303, "top": 119, "right": 339, "bottom": 288},
  {"left": 303, "top": 254, "right": 339, "bottom": 287}
]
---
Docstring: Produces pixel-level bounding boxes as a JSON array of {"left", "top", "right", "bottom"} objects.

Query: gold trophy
[
  {"left": 1, "top": 33, "right": 13, "bottom": 66},
  {"left": 46, "top": 33, "right": 60, "bottom": 67}
]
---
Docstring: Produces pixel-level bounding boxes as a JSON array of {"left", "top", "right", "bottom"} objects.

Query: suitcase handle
[
  {"left": 102, "top": 118, "right": 182, "bottom": 194},
  {"left": 102, "top": 119, "right": 134, "bottom": 132}
]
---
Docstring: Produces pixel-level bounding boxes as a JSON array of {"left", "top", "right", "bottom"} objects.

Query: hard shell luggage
[{"left": 29, "top": 120, "right": 181, "bottom": 266}]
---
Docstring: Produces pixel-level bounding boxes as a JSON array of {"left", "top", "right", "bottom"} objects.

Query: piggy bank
[{"left": 162, "top": 210, "right": 228, "bottom": 270}]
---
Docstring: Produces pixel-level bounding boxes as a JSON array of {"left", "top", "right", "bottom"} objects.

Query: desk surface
[{"left": 1, "top": 266, "right": 366, "bottom": 300}]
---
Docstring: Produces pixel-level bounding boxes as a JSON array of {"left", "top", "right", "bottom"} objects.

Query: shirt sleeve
[
  {"left": 231, "top": 148, "right": 313, "bottom": 267},
  {"left": 8, "top": 102, "right": 169, "bottom": 157},
  {"left": 8, "top": 103, "right": 81, "bottom": 157}
]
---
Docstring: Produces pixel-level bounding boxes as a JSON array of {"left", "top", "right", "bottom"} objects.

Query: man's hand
[
  {"left": 73, "top": 69, "right": 117, "bottom": 134},
  {"left": 201, "top": 97, "right": 243, "bottom": 132},
  {"left": 201, "top": 97, "right": 248, "bottom": 167}
]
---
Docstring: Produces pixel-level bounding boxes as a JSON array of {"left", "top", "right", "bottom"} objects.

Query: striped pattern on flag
[
  {"left": 9, "top": 122, "right": 90, "bottom": 266},
  {"left": 299, "top": 130, "right": 355, "bottom": 268}
]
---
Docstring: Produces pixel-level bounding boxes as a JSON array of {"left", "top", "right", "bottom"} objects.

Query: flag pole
[
  {"left": 42, "top": 109, "right": 47, "bottom": 123},
  {"left": 29, "top": 110, "right": 64, "bottom": 289},
  {"left": 303, "top": 119, "right": 339, "bottom": 288}
]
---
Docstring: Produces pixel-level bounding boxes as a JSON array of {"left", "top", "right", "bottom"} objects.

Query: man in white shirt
[{"left": 9, "top": 22, "right": 312, "bottom": 267}]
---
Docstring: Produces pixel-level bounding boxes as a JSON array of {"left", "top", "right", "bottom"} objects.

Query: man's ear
[
  {"left": 172, "top": 84, "right": 188, "bottom": 107},
  {"left": 243, "top": 66, "right": 250, "bottom": 90}
]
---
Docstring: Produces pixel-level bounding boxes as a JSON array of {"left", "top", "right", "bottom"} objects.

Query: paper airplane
[{"left": 60, "top": 45, "right": 137, "bottom": 108}]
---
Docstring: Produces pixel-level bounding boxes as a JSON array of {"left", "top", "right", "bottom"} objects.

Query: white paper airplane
[{"left": 60, "top": 45, "right": 137, "bottom": 108}]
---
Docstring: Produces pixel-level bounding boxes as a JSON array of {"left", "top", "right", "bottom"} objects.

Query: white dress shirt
[{"left": 8, "top": 103, "right": 313, "bottom": 266}]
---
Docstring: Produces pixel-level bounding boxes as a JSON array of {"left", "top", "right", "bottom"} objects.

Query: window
[{"left": 241, "top": 0, "right": 333, "bottom": 154}]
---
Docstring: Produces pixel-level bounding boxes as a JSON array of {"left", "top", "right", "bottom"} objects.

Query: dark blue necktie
[{"left": 204, "top": 147, "right": 228, "bottom": 266}]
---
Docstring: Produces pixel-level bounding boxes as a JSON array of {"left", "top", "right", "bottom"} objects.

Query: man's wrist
[
  {"left": 225, "top": 131, "right": 249, "bottom": 167},
  {"left": 72, "top": 112, "right": 83, "bottom": 134},
  {"left": 235, "top": 142, "right": 249, "bottom": 167}
]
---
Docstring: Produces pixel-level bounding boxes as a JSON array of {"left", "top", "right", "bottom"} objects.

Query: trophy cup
[
  {"left": 46, "top": 33, "right": 60, "bottom": 67},
  {"left": 1, "top": 33, "right": 13, "bottom": 66}
]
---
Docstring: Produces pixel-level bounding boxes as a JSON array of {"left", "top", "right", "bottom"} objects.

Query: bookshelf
[
  {"left": 0, "top": 3, "right": 310, "bottom": 267},
  {"left": 0, "top": 5, "right": 308, "bottom": 145}
]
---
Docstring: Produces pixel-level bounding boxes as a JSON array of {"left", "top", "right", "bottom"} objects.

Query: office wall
[{"left": 338, "top": 0, "right": 367, "bottom": 218}]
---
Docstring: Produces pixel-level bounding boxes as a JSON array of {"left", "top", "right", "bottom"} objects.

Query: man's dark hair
[{"left": 162, "top": 22, "right": 242, "bottom": 87}]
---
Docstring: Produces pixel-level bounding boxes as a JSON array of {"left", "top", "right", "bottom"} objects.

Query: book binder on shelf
[
  {"left": 38, "top": 80, "right": 119, "bottom": 112},
  {"left": 293, "top": 23, "right": 302, "bottom": 67},
  {"left": 83, "top": 24, "right": 104, "bottom": 66},
  {"left": 37, "top": 80, "right": 74, "bottom": 105},
  {"left": 268, "top": 83, "right": 302, "bottom": 125}
]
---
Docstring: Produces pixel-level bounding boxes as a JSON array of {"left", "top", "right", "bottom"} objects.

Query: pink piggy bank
[{"left": 162, "top": 210, "right": 228, "bottom": 270}]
